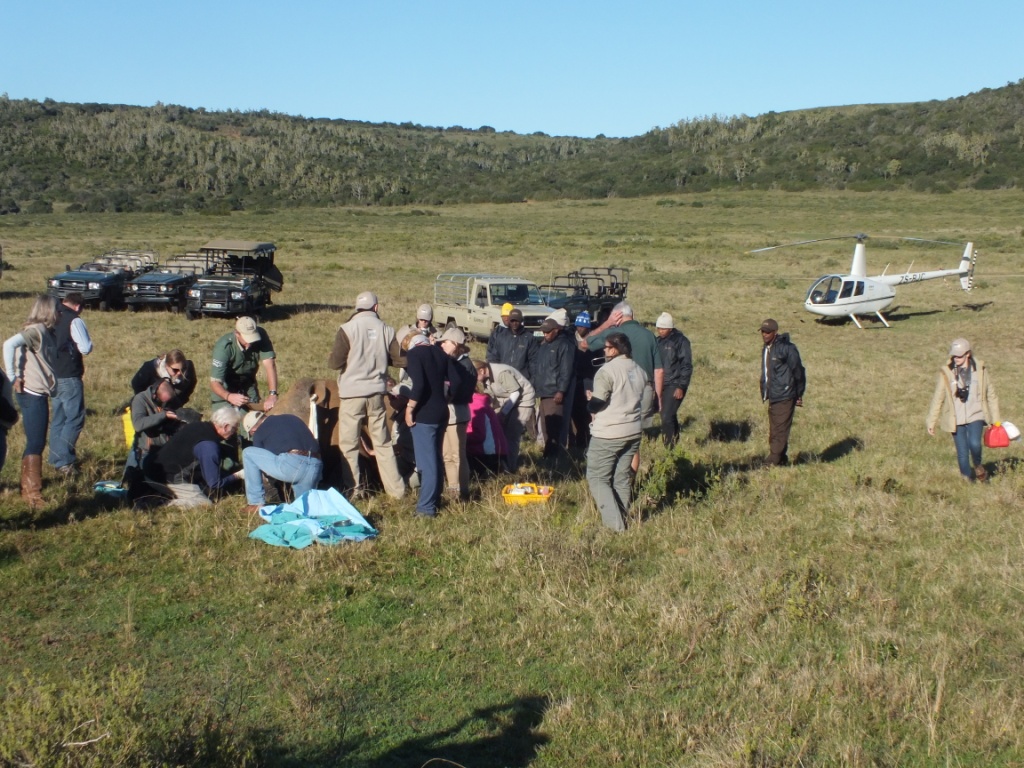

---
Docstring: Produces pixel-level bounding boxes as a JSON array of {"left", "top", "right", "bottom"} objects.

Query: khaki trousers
[
  {"left": 442, "top": 421, "right": 470, "bottom": 496},
  {"left": 338, "top": 394, "right": 405, "bottom": 499}
]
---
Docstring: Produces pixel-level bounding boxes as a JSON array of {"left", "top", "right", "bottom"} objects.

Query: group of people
[{"left": 0, "top": 288, "right": 998, "bottom": 529}]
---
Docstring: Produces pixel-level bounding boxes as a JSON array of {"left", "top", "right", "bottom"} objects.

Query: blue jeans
[
  {"left": 411, "top": 421, "right": 445, "bottom": 516},
  {"left": 952, "top": 420, "right": 985, "bottom": 478},
  {"left": 16, "top": 391, "right": 50, "bottom": 457},
  {"left": 49, "top": 377, "right": 85, "bottom": 468},
  {"left": 242, "top": 447, "right": 323, "bottom": 505}
]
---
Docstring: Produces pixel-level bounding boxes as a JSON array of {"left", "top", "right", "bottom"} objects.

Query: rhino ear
[{"left": 310, "top": 380, "right": 329, "bottom": 406}]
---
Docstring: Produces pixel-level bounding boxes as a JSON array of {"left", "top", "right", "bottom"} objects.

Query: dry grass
[{"left": 2, "top": 190, "right": 1024, "bottom": 765}]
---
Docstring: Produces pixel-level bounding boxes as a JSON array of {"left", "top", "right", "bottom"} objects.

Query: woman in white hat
[{"left": 926, "top": 338, "right": 1000, "bottom": 481}]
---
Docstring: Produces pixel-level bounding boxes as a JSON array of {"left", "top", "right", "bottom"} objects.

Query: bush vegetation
[{"left": 2, "top": 80, "right": 1024, "bottom": 213}]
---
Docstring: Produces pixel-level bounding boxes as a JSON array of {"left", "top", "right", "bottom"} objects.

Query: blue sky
[{"left": 6, "top": 1, "right": 1022, "bottom": 138}]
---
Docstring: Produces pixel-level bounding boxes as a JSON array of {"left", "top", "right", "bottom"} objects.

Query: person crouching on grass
[
  {"left": 586, "top": 332, "right": 647, "bottom": 531},
  {"left": 926, "top": 337, "right": 1000, "bottom": 481}
]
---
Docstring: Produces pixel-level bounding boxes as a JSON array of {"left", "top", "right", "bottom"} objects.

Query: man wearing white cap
[
  {"left": 210, "top": 316, "right": 279, "bottom": 412},
  {"left": 328, "top": 290, "right": 406, "bottom": 499},
  {"left": 655, "top": 312, "right": 692, "bottom": 446}
]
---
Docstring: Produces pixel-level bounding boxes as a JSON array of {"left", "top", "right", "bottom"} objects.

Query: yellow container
[
  {"left": 502, "top": 482, "right": 554, "bottom": 505},
  {"left": 122, "top": 407, "right": 135, "bottom": 448}
]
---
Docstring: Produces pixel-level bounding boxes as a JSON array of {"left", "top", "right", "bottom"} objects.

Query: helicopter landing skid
[{"left": 848, "top": 311, "right": 891, "bottom": 329}]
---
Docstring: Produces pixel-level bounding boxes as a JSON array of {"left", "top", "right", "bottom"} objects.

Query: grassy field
[{"left": 2, "top": 191, "right": 1024, "bottom": 766}]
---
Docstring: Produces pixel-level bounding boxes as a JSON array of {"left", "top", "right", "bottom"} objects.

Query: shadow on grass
[
  {"left": 265, "top": 303, "right": 351, "bottom": 319},
  {"left": 0, "top": 488, "right": 120, "bottom": 531},
  {"left": 636, "top": 435, "right": 865, "bottom": 520},
  {"left": 0, "top": 290, "right": 36, "bottom": 301},
  {"left": 795, "top": 436, "right": 865, "bottom": 465},
  {"left": 249, "top": 694, "right": 551, "bottom": 768},
  {"left": 702, "top": 419, "right": 753, "bottom": 444}
]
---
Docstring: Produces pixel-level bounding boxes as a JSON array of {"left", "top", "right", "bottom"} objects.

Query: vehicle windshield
[{"left": 489, "top": 283, "right": 545, "bottom": 306}]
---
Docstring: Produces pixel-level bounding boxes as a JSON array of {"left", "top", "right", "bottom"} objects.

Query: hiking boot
[{"left": 21, "top": 455, "right": 45, "bottom": 510}]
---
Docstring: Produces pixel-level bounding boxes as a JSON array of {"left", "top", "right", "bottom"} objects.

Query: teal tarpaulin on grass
[{"left": 248, "top": 488, "right": 378, "bottom": 548}]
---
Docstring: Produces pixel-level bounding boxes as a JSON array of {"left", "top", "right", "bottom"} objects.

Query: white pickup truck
[{"left": 434, "top": 273, "right": 556, "bottom": 340}]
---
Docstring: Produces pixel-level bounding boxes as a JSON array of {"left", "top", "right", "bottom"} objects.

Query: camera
[{"left": 955, "top": 385, "right": 969, "bottom": 402}]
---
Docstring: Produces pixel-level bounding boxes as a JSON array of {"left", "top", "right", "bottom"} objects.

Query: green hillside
[{"left": 1, "top": 78, "right": 1022, "bottom": 212}]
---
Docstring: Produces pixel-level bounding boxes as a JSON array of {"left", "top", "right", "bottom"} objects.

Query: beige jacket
[{"left": 926, "top": 357, "right": 1000, "bottom": 434}]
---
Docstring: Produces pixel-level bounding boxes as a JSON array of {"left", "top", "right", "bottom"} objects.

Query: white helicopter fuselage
[{"left": 803, "top": 241, "right": 975, "bottom": 327}]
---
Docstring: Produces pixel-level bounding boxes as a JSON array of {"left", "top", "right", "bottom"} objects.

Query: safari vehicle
[
  {"left": 185, "top": 240, "right": 282, "bottom": 320},
  {"left": 47, "top": 250, "right": 157, "bottom": 310},
  {"left": 125, "top": 252, "right": 222, "bottom": 313},
  {"left": 434, "top": 273, "right": 555, "bottom": 340},
  {"left": 538, "top": 266, "right": 629, "bottom": 326}
]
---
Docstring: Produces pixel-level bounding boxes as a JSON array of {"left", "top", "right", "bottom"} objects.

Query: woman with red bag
[{"left": 926, "top": 338, "right": 1000, "bottom": 481}]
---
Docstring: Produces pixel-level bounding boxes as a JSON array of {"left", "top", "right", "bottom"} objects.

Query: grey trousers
[{"left": 586, "top": 435, "right": 641, "bottom": 531}]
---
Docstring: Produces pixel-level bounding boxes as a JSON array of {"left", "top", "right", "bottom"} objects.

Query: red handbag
[{"left": 984, "top": 423, "right": 1010, "bottom": 449}]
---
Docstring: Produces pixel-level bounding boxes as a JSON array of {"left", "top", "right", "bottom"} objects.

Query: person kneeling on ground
[
  {"left": 240, "top": 411, "right": 324, "bottom": 514},
  {"left": 466, "top": 389, "right": 508, "bottom": 476},
  {"left": 142, "top": 408, "right": 242, "bottom": 508}
]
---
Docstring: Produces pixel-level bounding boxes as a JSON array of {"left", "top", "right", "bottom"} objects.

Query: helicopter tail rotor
[{"left": 959, "top": 242, "right": 977, "bottom": 292}]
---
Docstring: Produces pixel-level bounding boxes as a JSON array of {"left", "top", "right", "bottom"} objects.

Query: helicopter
[{"left": 751, "top": 235, "right": 977, "bottom": 328}]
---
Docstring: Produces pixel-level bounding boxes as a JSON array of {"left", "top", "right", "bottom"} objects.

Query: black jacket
[
  {"left": 485, "top": 327, "right": 537, "bottom": 381},
  {"left": 658, "top": 329, "right": 693, "bottom": 391},
  {"left": 760, "top": 333, "right": 805, "bottom": 404},
  {"left": 532, "top": 332, "right": 575, "bottom": 398}
]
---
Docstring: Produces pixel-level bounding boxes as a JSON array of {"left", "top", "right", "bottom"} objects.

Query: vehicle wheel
[
  {"left": 185, "top": 309, "right": 198, "bottom": 321},
  {"left": 99, "top": 300, "right": 110, "bottom": 312},
  {"left": 128, "top": 303, "right": 138, "bottom": 313},
  {"left": 170, "top": 302, "right": 181, "bottom": 315}
]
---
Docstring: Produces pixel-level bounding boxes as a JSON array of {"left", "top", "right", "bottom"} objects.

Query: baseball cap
[
  {"left": 507, "top": 309, "right": 524, "bottom": 321},
  {"left": 417, "top": 303, "right": 433, "bottom": 322},
  {"left": 440, "top": 327, "right": 466, "bottom": 345},
  {"left": 539, "top": 318, "right": 560, "bottom": 333},
  {"left": 574, "top": 311, "right": 592, "bottom": 328},
  {"left": 656, "top": 312, "right": 673, "bottom": 329},
  {"left": 355, "top": 291, "right": 378, "bottom": 310},
  {"left": 759, "top": 318, "right": 779, "bottom": 333},
  {"left": 501, "top": 302, "right": 514, "bottom": 315},
  {"left": 235, "top": 316, "right": 260, "bottom": 343},
  {"left": 949, "top": 338, "right": 971, "bottom": 356},
  {"left": 242, "top": 411, "right": 264, "bottom": 438}
]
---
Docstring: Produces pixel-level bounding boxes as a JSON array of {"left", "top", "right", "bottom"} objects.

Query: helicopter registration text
[{"left": 897, "top": 273, "right": 927, "bottom": 285}]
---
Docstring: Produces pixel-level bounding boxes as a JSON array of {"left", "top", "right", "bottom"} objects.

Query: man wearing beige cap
[
  {"left": 758, "top": 318, "right": 805, "bottom": 466},
  {"left": 655, "top": 312, "right": 692, "bottom": 446},
  {"left": 210, "top": 316, "right": 279, "bottom": 412},
  {"left": 533, "top": 317, "right": 575, "bottom": 457},
  {"left": 328, "top": 290, "right": 406, "bottom": 499}
]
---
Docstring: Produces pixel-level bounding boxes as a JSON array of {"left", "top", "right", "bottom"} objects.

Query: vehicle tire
[
  {"left": 99, "top": 299, "right": 110, "bottom": 312},
  {"left": 170, "top": 303, "right": 180, "bottom": 314},
  {"left": 185, "top": 309, "right": 198, "bottom": 321},
  {"left": 128, "top": 303, "right": 138, "bottom": 313}
]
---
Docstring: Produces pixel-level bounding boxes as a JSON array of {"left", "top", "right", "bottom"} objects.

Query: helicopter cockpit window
[
  {"left": 855, "top": 281, "right": 865, "bottom": 296},
  {"left": 839, "top": 281, "right": 855, "bottom": 300},
  {"left": 807, "top": 276, "right": 843, "bottom": 305}
]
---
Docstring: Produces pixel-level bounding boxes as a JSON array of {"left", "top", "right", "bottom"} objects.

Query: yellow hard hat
[{"left": 501, "top": 302, "right": 514, "bottom": 315}]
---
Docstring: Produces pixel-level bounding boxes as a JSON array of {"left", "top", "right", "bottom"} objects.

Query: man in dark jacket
[
  {"left": 143, "top": 408, "right": 241, "bottom": 507},
  {"left": 485, "top": 309, "right": 536, "bottom": 381},
  {"left": 655, "top": 312, "right": 693, "bottom": 446},
  {"left": 758, "top": 318, "right": 806, "bottom": 466},
  {"left": 533, "top": 318, "right": 575, "bottom": 457}
]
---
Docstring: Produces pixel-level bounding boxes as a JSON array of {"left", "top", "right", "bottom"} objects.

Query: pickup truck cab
[{"left": 434, "top": 273, "right": 555, "bottom": 340}]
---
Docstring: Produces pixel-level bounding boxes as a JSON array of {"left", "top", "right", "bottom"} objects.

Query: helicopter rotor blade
[
  {"left": 889, "top": 237, "right": 963, "bottom": 246},
  {"left": 748, "top": 234, "right": 866, "bottom": 254}
]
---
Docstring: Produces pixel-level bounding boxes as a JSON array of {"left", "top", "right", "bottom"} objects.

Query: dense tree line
[{"left": 1, "top": 80, "right": 1022, "bottom": 212}]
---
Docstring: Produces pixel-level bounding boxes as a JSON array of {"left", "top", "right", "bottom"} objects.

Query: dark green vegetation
[
  {"left": 2, "top": 191, "right": 1024, "bottom": 765},
  {"left": 2, "top": 79, "right": 1023, "bottom": 214}
]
